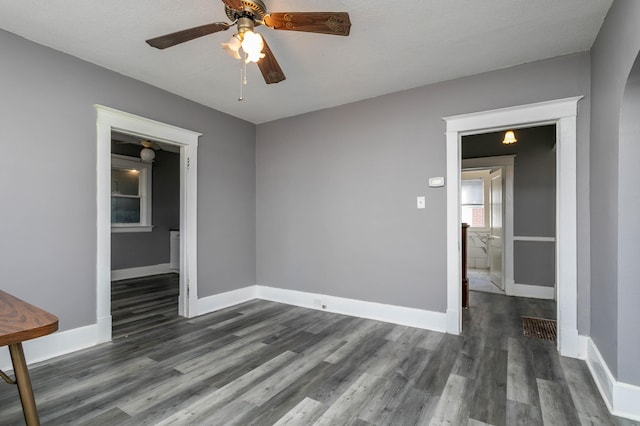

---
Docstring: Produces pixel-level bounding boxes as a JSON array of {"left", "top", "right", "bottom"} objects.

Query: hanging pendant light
[{"left": 502, "top": 130, "right": 517, "bottom": 145}]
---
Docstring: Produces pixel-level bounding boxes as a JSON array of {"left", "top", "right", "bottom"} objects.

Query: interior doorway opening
[
  {"left": 95, "top": 105, "right": 201, "bottom": 343},
  {"left": 110, "top": 132, "right": 182, "bottom": 338},
  {"left": 444, "top": 97, "right": 582, "bottom": 358},
  {"left": 461, "top": 125, "right": 557, "bottom": 302},
  {"left": 461, "top": 166, "right": 507, "bottom": 295}
]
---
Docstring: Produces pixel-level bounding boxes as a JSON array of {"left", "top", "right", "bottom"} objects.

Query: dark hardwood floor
[
  {"left": 0, "top": 289, "right": 636, "bottom": 425},
  {"left": 111, "top": 273, "right": 180, "bottom": 339}
]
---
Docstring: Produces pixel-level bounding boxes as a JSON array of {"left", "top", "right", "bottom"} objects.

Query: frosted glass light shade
[
  {"left": 221, "top": 35, "right": 242, "bottom": 60},
  {"left": 140, "top": 147, "right": 155, "bottom": 162},
  {"left": 241, "top": 31, "right": 265, "bottom": 63}
]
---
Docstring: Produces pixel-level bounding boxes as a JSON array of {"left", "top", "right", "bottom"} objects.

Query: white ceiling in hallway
[{"left": 0, "top": 0, "right": 612, "bottom": 124}]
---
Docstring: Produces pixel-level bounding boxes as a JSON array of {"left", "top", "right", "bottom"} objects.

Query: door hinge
[{"left": 187, "top": 157, "right": 191, "bottom": 169}]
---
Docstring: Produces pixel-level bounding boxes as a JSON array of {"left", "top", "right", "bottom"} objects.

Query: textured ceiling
[{"left": 0, "top": 0, "right": 612, "bottom": 124}]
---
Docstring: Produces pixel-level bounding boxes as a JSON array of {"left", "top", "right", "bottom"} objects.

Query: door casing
[
  {"left": 444, "top": 96, "right": 582, "bottom": 358},
  {"left": 95, "top": 105, "right": 201, "bottom": 343}
]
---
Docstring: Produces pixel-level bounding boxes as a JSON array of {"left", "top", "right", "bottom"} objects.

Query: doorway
[
  {"left": 461, "top": 124, "right": 558, "bottom": 302},
  {"left": 461, "top": 155, "right": 515, "bottom": 298},
  {"left": 95, "top": 105, "right": 201, "bottom": 343},
  {"left": 444, "top": 96, "right": 582, "bottom": 358},
  {"left": 110, "top": 132, "right": 182, "bottom": 338},
  {"left": 461, "top": 166, "right": 506, "bottom": 295}
]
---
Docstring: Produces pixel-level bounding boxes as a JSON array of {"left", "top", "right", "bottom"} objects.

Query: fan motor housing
[{"left": 225, "top": 0, "right": 267, "bottom": 24}]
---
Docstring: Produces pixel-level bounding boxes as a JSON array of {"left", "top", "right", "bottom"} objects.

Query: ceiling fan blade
[
  {"left": 263, "top": 12, "right": 351, "bottom": 36},
  {"left": 221, "top": 0, "right": 243, "bottom": 10},
  {"left": 146, "top": 22, "right": 231, "bottom": 49},
  {"left": 257, "top": 37, "right": 286, "bottom": 84}
]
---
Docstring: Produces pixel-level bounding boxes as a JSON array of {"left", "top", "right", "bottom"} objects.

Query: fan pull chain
[
  {"left": 238, "top": 60, "right": 244, "bottom": 101},
  {"left": 238, "top": 51, "right": 248, "bottom": 101}
]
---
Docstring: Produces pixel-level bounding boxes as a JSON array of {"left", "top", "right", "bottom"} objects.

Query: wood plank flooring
[
  {"left": 111, "top": 273, "right": 180, "bottom": 339},
  {"left": 0, "top": 288, "right": 637, "bottom": 425}
]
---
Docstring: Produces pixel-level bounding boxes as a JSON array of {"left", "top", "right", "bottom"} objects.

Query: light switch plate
[
  {"left": 429, "top": 177, "right": 445, "bottom": 187},
  {"left": 417, "top": 196, "right": 426, "bottom": 209}
]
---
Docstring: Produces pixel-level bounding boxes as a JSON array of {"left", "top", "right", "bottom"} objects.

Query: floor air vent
[{"left": 522, "top": 316, "right": 557, "bottom": 342}]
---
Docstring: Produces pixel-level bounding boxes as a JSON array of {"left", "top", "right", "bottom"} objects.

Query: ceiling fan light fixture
[
  {"left": 140, "top": 147, "right": 155, "bottom": 162},
  {"left": 146, "top": 0, "right": 351, "bottom": 87},
  {"left": 221, "top": 34, "right": 242, "bottom": 60},
  {"left": 241, "top": 30, "right": 265, "bottom": 63},
  {"left": 502, "top": 130, "right": 517, "bottom": 145}
]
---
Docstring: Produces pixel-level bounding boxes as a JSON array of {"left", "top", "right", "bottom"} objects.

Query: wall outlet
[{"left": 417, "top": 196, "right": 426, "bottom": 209}]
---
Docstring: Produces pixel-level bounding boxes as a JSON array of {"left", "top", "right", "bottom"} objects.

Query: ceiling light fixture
[
  {"left": 220, "top": 14, "right": 267, "bottom": 101},
  {"left": 140, "top": 141, "right": 156, "bottom": 162},
  {"left": 221, "top": 34, "right": 242, "bottom": 60},
  {"left": 502, "top": 130, "right": 517, "bottom": 145},
  {"left": 147, "top": 0, "right": 352, "bottom": 93},
  {"left": 241, "top": 30, "right": 265, "bottom": 63},
  {"left": 222, "top": 31, "right": 265, "bottom": 63}
]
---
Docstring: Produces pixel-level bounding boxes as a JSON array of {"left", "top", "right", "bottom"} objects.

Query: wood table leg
[{"left": 8, "top": 343, "right": 40, "bottom": 426}]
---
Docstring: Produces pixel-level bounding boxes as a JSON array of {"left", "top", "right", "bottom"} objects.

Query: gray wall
[
  {"left": 590, "top": 0, "right": 640, "bottom": 385},
  {"left": 513, "top": 242, "right": 555, "bottom": 288},
  {"left": 0, "top": 29, "right": 256, "bottom": 332},
  {"left": 110, "top": 142, "right": 179, "bottom": 270},
  {"left": 256, "top": 53, "right": 590, "bottom": 319},
  {"left": 618, "top": 56, "right": 640, "bottom": 385},
  {"left": 463, "top": 126, "right": 556, "bottom": 288}
]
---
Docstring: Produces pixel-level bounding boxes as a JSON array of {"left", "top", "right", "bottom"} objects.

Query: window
[
  {"left": 461, "top": 170, "right": 490, "bottom": 229},
  {"left": 111, "top": 154, "right": 152, "bottom": 232}
]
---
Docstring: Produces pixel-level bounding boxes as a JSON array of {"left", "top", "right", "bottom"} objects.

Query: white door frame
[
  {"left": 444, "top": 96, "right": 582, "bottom": 357},
  {"left": 95, "top": 105, "right": 201, "bottom": 343}
]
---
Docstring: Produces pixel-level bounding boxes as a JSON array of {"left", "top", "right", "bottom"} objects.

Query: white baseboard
[
  {"left": 506, "top": 283, "right": 555, "bottom": 299},
  {"left": 111, "top": 263, "right": 173, "bottom": 281},
  {"left": 196, "top": 286, "right": 257, "bottom": 316},
  {"left": 0, "top": 324, "right": 99, "bottom": 371},
  {"left": 255, "top": 285, "right": 447, "bottom": 332},
  {"left": 585, "top": 337, "right": 640, "bottom": 421}
]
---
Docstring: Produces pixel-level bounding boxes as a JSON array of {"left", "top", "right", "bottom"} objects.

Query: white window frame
[
  {"left": 460, "top": 169, "right": 491, "bottom": 231},
  {"left": 111, "top": 154, "right": 153, "bottom": 233}
]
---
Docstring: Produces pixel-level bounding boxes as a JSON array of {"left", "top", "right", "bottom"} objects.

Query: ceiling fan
[{"left": 146, "top": 0, "right": 351, "bottom": 85}]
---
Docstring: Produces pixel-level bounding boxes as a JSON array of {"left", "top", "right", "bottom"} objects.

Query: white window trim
[
  {"left": 460, "top": 170, "right": 491, "bottom": 231},
  {"left": 110, "top": 154, "right": 153, "bottom": 232}
]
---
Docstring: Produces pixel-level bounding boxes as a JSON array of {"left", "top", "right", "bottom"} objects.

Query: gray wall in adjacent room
[
  {"left": 514, "top": 241, "right": 555, "bottom": 288},
  {"left": 110, "top": 142, "right": 179, "bottom": 271},
  {"left": 618, "top": 53, "right": 640, "bottom": 385},
  {"left": 462, "top": 125, "right": 556, "bottom": 288},
  {"left": 0, "top": 29, "right": 256, "bottom": 332},
  {"left": 256, "top": 53, "right": 590, "bottom": 320},
  {"left": 589, "top": 0, "right": 640, "bottom": 384}
]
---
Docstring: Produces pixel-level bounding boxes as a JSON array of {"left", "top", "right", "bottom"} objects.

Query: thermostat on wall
[{"left": 429, "top": 177, "right": 445, "bottom": 187}]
